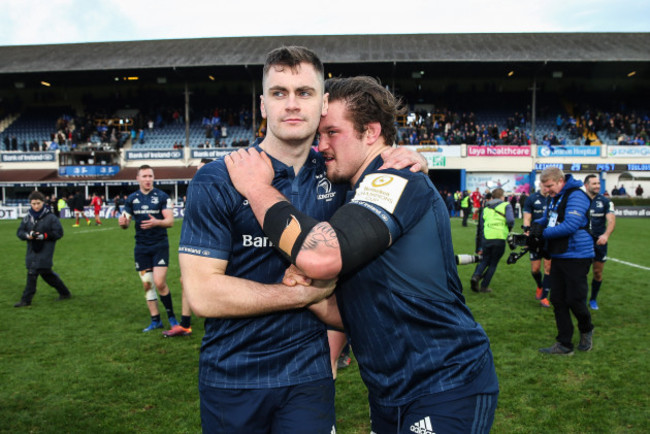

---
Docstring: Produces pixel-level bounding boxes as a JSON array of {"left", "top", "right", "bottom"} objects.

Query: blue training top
[
  {"left": 179, "top": 144, "right": 347, "bottom": 389},
  {"left": 123, "top": 188, "right": 172, "bottom": 246},
  {"left": 336, "top": 156, "right": 498, "bottom": 407},
  {"left": 535, "top": 174, "right": 594, "bottom": 259},
  {"left": 588, "top": 193, "right": 614, "bottom": 237}
]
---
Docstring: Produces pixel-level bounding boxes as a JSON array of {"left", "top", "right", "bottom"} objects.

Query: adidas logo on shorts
[{"left": 410, "top": 416, "right": 435, "bottom": 434}]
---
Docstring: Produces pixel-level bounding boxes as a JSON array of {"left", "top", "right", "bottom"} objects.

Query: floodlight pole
[
  {"left": 530, "top": 77, "right": 537, "bottom": 145},
  {"left": 245, "top": 64, "right": 257, "bottom": 141},
  {"left": 184, "top": 82, "right": 190, "bottom": 148}
]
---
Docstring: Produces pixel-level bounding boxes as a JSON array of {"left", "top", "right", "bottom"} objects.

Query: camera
[
  {"left": 506, "top": 229, "right": 544, "bottom": 265},
  {"left": 507, "top": 233, "right": 529, "bottom": 250},
  {"left": 455, "top": 254, "right": 482, "bottom": 265}
]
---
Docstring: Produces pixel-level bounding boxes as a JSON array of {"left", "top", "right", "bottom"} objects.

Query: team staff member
[
  {"left": 534, "top": 167, "right": 595, "bottom": 355},
  {"left": 179, "top": 47, "right": 426, "bottom": 433},
  {"left": 461, "top": 191, "right": 471, "bottom": 226},
  {"left": 14, "top": 191, "right": 72, "bottom": 307},
  {"left": 119, "top": 165, "right": 179, "bottom": 333},
  {"left": 470, "top": 187, "right": 515, "bottom": 293},
  {"left": 226, "top": 76, "right": 498, "bottom": 434},
  {"left": 523, "top": 187, "right": 551, "bottom": 307},
  {"left": 584, "top": 174, "right": 616, "bottom": 310}
]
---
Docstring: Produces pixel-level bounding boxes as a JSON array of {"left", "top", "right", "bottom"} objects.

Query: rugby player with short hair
[
  {"left": 179, "top": 46, "right": 426, "bottom": 433},
  {"left": 163, "top": 158, "right": 214, "bottom": 338},
  {"left": 119, "top": 165, "right": 179, "bottom": 332},
  {"left": 523, "top": 186, "right": 552, "bottom": 307},
  {"left": 584, "top": 174, "right": 616, "bottom": 310},
  {"left": 226, "top": 76, "right": 498, "bottom": 434}
]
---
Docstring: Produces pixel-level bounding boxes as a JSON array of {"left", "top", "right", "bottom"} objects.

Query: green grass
[{"left": 0, "top": 217, "right": 648, "bottom": 433}]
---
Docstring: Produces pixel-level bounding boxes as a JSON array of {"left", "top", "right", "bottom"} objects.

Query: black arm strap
[
  {"left": 263, "top": 201, "right": 391, "bottom": 275},
  {"left": 263, "top": 201, "right": 319, "bottom": 262},
  {"left": 329, "top": 203, "right": 391, "bottom": 275}
]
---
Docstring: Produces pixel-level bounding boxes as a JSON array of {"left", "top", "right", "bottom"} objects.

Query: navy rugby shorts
[
  {"left": 199, "top": 377, "right": 335, "bottom": 433},
  {"left": 134, "top": 242, "right": 169, "bottom": 271}
]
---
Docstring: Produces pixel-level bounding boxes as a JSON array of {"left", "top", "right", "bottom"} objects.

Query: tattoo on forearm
[{"left": 302, "top": 223, "right": 339, "bottom": 251}]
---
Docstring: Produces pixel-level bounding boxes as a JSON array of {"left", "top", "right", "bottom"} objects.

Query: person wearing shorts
[{"left": 119, "top": 165, "right": 179, "bottom": 332}]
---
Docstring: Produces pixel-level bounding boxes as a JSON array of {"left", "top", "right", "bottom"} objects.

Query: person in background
[
  {"left": 57, "top": 195, "right": 68, "bottom": 218},
  {"left": 71, "top": 190, "right": 90, "bottom": 227},
  {"left": 470, "top": 187, "right": 482, "bottom": 220},
  {"left": 163, "top": 158, "right": 214, "bottom": 337},
  {"left": 461, "top": 190, "right": 471, "bottom": 227},
  {"left": 90, "top": 192, "right": 103, "bottom": 225},
  {"left": 49, "top": 195, "right": 59, "bottom": 218},
  {"left": 119, "top": 165, "right": 179, "bottom": 333},
  {"left": 470, "top": 188, "right": 515, "bottom": 293},
  {"left": 584, "top": 174, "right": 616, "bottom": 310},
  {"left": 112, "top": 195, "right": 123, "bottom": 218},
  {"left": 14, "top": 191, "right": 72, "bottom": 307},
  {"left": 534, "top": 167, "right": 594, "bottom": 355},
  {"left": 523, "top": 187, "right": 552, "bottom": 307}
]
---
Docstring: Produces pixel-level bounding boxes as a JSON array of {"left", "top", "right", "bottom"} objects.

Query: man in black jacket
[{"left": 14, "top": 191, "right": 71, "bottom": 307}]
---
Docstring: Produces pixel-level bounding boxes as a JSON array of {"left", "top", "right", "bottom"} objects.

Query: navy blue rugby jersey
[
  {"left": 588, "top": 193, "right": 614, "bottom": 237},
  {"left": 336, "top": 156, "right": 497, "bottom": 407},
  {"left": 523, "top": 191, "right": 549, "bottom": 221},
  {"left": 123, "top": 188, "right": 172, "bottom": 246},
  {"left": 179, "top": 144, "right": 347, "bottom": 389}
]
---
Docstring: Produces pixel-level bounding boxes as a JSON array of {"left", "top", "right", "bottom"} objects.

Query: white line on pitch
[
  {"left": 609, "top": 257, "right": 650, "bottom": 271},
  {"left": 68, "top": 226, "right": 118, "bottom": 235}
]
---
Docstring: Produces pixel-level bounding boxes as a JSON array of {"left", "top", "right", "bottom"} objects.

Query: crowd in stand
[
  {"left": 555, "top": 109, "right": 649, "bottom": 146},
  {"left": 397, "top": 109, "right": 534, "bottom": 146},
  {"left": 396, "top": 106, "right": 649, "bottom": 147},
  {"left": 2, "top": 102, "right": 648, "bottom": 152}
]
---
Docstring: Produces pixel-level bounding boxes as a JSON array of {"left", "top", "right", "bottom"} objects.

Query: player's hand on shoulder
[
  {"left": 225, "top": 148, "right": 274, "bottom": 197},
  {"left": 379, "top": 147, "right": 428, "bottom": 173}
]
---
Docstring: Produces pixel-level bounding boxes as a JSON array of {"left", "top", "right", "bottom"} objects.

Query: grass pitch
[{"left": 0, "top": 216, "right": 648, "bottom": 433}]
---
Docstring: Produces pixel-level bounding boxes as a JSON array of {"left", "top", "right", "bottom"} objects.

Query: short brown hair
[
  {"left": 28, "top": 191, "right": 46, "bottom": 202},
  {"left": 137, "top": 164, "right": 153, "bottom": 174},
  {"left": 325, "top": 76, "right": 405, "bottom": 146},
  {"left": 263, "top": 46, "right": 324, "bottom": 88},
  {"left": 491, "top": 188, "right": 504, "bottom": 199}
]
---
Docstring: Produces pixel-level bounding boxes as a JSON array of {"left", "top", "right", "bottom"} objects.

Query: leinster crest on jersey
[{"left": 317, "top": 176, "right": 336, "bottom": 201}]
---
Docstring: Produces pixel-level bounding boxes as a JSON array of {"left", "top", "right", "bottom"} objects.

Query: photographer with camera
[
  {"left": 470, "top": 188, "right": 515, "bottom": 293},
  {"left": 14, "top": 191, "right": 72, "bottom": 307},
  {"left": 523, "top": 187, "right": 552, "bottom": 307},
  {"left": 533, "top": 167, "right": 595, "bottom": 355}
]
